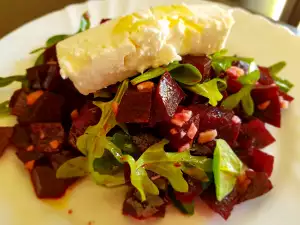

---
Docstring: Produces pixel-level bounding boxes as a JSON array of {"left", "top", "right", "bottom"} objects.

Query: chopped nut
[
  {"left": 232, "top": 115, "right": 241, "bottom": 124},
  {"left": 25, "top": 160, "right": 35, "bottom": 171},
  {"left": 180, "top": 131, "right": 186, "bottom": 138},
  {"left": 49, "top": 140, "right": 60, "bottom": 149},
  {"left": 26, "top": 145, "right": 34, "bottom": 152},
  {"left": 257, "top": 101, "right": 271, "bottom": 110},
  {"left": 279, "top": 96, "right": 289, "bottom": 109},
  {"left": 170, "top": 128, "right": 178, "bottom": 135},
  {"left": 137, "top": 81, "right": 154, "bottom": 92},
  {"left": 198, "top": 129, "right": 218, "bottom": 144},
  {"left": 178, "top": 143, "right": 190, "bottom": 152},
  {"left": 26, "top": 90, "right": 44, "bottom": 105},
  {"left": 171, "top": 118, "right": 185, "bottom": 127},
  {"left": 226, "top": 66, "right": 245, "bottom": 78},
  {"left": 187, "top": 123, "right": 198, "bottom": 139},
  {"left": 71, "top": 109, "right": 79, "bottom": 120}
]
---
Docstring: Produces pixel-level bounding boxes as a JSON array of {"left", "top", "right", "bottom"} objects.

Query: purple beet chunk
[
  {"left": 25, "top": 92, "right": 64, "bottom": 123},
  {"left": 238, "top": 170, "right": 273, "bottom": 203},
  {"left": 240, "top": 119, "right": 275, "bottom": 149},
  {"left": 252, "top": 85, "right": 281, "bottom": 127},
  {"left": 201, "top": 186, "right": 238, "bottom": 220},
  {"left": 226, "top": 77, "right": 242, "bottom": 94},
  {"left": 30, "top": 123, "right": 65, "bottom": 153},
  {"left": 250, "top": 149, "right": 274, "bottom": 177},
  {"left": 0, "top": 127, "right": 13, "bottom": 157},
  {"left": 11, "top": 125, "right": 32, "bottom": 149},
  {"left": 116, "top": 88, "right": 152, "bottom": 123},
  {"left": 31, "top": 165, "right": 69, "bottom": 199},
  {"left": 16, "top": 149, "right": 44, "bottom": 163},
  {"left": 122, "top": 188, "right": 167, "bottom": 219},
  {"left": 69, "top": 102, "right": 101, "bottom": 149},
  {"left": 152, "top": 72, "right": 185, "bottom": 123},
  {"left": 181, "top": 55, "right": 212, "bottom": 81},
  {"left": 258, "top": 66, "right": 274, "bottom": 85},
  {"left": 10, "top": 90, "right": 29, "bottom": 118}
]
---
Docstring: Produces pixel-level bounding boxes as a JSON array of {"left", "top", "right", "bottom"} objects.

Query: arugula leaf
[
  {"left": 0, "top": 100, "right": 10, "bottom": 117},
  {"left": 221, "top": 85, "right": 252, "bottom": 111},
  {"left": 213, "top": 139, "right": 243, "bottom": 201},
  {"left": 77, "top": 12, "right": 91, "bottom": 33},
  {"left": 30, "top": 47, "right": 47, "bottom": 54},
  {"left": 241, "top": 92, "right": 254, "bottom": 116},
  {"left": 238, "top": 70, "right": 260, "bottom": 85},
  {"left": 268, "top": 61, "right": 294, "bottom": 93},
  {"left": 130, "top": 62, "right": 202, "bottom": 86},
  {"left": 34, "top": 52, "right": 45, "bottom": 66},
  {"left": 93, "top": 151, "right": 123, "bottom": 175},
  {"left": 46, "top": 34, "right": 69, "bottom": 47},
  {"left": 0, "top": 75, "right": 26, "bottom": 87},
  {"left": 56, "top": 156, "right": 89, "bottom": 178},
  {"left": 110, "top": 132, "right": 138, "bottom": 155},
  {"left": 182, "top": 78, "right": 227, "bottom": 106}
]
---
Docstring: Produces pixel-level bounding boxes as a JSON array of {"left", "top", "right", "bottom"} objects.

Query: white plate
[{"left": 0, "top": 1, "right": 300, "bottom": 225}]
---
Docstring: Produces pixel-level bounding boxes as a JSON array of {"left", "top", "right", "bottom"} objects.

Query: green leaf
[
  {"left": 130, "top": 62, "right": 202, "bottom": 86},
  {"left": 268, "top": 61, "right": 294, "bottom": 93},
  {"left": 34, "top": 52, "right": 44, "bottom": 66},
  {"left": 93, "top": 151, "right": 123, "bottom": 175},
  {"left": 77, "top": 12, "right": 91, "bottom": 33},
  {"left": 56, "top": 156, "right": 89, "bottom": 178},
  {"left": 110, "top": 132, "right": 138, "bottom": 155},
  {"left": 213, "top": 139, "right": 243, "bottom": 201},
  {"left": 221, "top": 84, "right": 252, "bottom": 110},
  {"left": 241, "top": 92, "right": 254, "bottom": 116},
  {"left": 268, "top": 61, "right": 286, "bottom": 76},
  {"left": 238, "top": 70, "right": 260, "bottom": 85},
  {"left": 182, "top": 78, "right": 226, "bottom": 106},
  {"left": 168, "top": 186, "right": 195, "bottom": 215},
  {"left": 46, "top": 34, "right": 69, "bottom": 47},
  {"left": 0, "top": 75, "right": 26, "bottom": 87},
  {"left": 30, "top": 47, "right": 47, "bottom": 54},
  {"left": 0, "top": 100, "right": 10, "bottom": 117}
]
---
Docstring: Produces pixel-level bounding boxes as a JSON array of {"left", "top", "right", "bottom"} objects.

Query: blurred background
[{"left": 0, "top": 0, "right": 299, "bottom": 38}]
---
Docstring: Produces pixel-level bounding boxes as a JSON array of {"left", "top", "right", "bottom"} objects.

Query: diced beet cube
[
  {"left": 252, "top": 85, "right": 281, "bottom": 127},
  {"left": 181, "top": 55, "right": 212, "bottom": 81},
  {"left": 238, "top": 170, "right": 273, "bottom": 203},
  {"left": 174, "top": 177, "right": 203, "bottom": 203},
  {"left": 250, "top": 149, "right": 274, "bottom": 177},
  {"left": 16, "top": 149, "right": 44, "bottom": 163},
  {"left": 131, "top": 133, "right": 160, "bottom": 152},
  {"left": 152, "top": 72, "right": 185, "bottom": 123},
  {"left": 30, "top": 123, "right": 64, "bottom": 153},
  {"left": 11, "top": 125, "right": 32, "bottom": 149},
  {"left": 0, "top": 127, "right": 13, "bottom": 157},
  {"left": 258, "top": 66, "right": 274, "bottom": 85},
  {"left": 10, "top": 90, "right": 29, "bottom": 118},
  {"left": 122, "top": 188, "right": 167, "bottom": 219},
  {"left": 25, "top": 92, "right": 64, "bottom": 123},
  {"left": 31, "top": 165, "right": 69, "bottom": 198},
  {"left": 201, "top": 186, "right": 238, "bottom": 220},
  {"left": 226, "top": 77, "right": 242, "bottom": 94},
  {"left": 69, "top": 102, "right": 101, "bottom": 149},
  {"left": 116, "top": 89, "right": 152, "bottom": 123},
  {"left": 234, "top": 148, "right": 254, "bottom": 166},
  {"left": 240, "top": 119, "right": 275, "bottom": 149}
]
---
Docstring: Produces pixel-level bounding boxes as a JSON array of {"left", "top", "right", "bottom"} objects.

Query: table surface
[{"left": 0, "top": 0, "right": 299, "bottom": 38}]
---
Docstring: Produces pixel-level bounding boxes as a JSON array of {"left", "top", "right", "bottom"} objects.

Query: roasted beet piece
[
  {"left": 116, "top": 88, "right": 152, "bottom": 123},
  {"left": 132, "top": 133, "right": 160, "bottom": 152},
  {"left": 152, "top": 72, "right": 185, "bottom": 123},
  {"left": 11, "top": 125, "right": 31, "bottom": 149},
  {"left": 16, "top": 149, "right": 44, "bottom": 163},
  {"left": 258, "top": 66, "right": 274, "bottom": 85},
  {"left": 239, "top": 119, "right": 275, "bottom": 149},
  {"left": 31, "top": 165, "right": 70, "bottom": 198},
  {"left": 252, "top": 85, "right": 281, "bottom": 127},
  {"left": 201, "top": 186, "right": 238, "bottom": 220},
  {"left": 226, "top": 77, "right": 242, "bottom": 94},
  {"left": 10, "top": 90, "right": 29, "bottom": 118},
  {"left": 238, "top": 170, "right": 273, "bottom": 203},
  {"left": 181, "top": 55, "right": 211, "bottom": 81},
  {"left": 0, "top": 127, "right": 13, "bottom": 157},
  {"left": 27, "top": 64, "right": 63, "bottom": 91},
  {"left": 249, "top": 149, "right": 274, "bottom": 177},
  {"left": 69, "top": 102, "right": 101, "bottom": 149},
  {"left": 122, "top": 188, "right": 167, "bottom": 219},
  {"left": 30, "top": 123, "right": 64, "bottom": 153}
]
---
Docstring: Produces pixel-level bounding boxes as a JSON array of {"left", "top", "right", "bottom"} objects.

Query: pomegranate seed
[
  {"left": 187, "top": 123, "right": 198, "bottom": 139},
  {"left": 257, "top": 101, "right": 271, "bottom": 110},
  {"left": 226, "top": 66, "right": 245, "bottom": 79},
  {"left": 137, "top": 81, "right": 154, "bottom": 92},
  {"left": 112, "top": 101, "right": 119, "bottom": 115},
  {"left": 178, "top": 143, "right": 190, "bottom": 152},
  {"left": 171, "top": 118, "right": 185, "bottom": 127},
  {"left": 170, "top": 128, "right": 178, "bottom": 135},
  {"left": 198, "top": 129, "right": 218, "bottom": 144}
]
